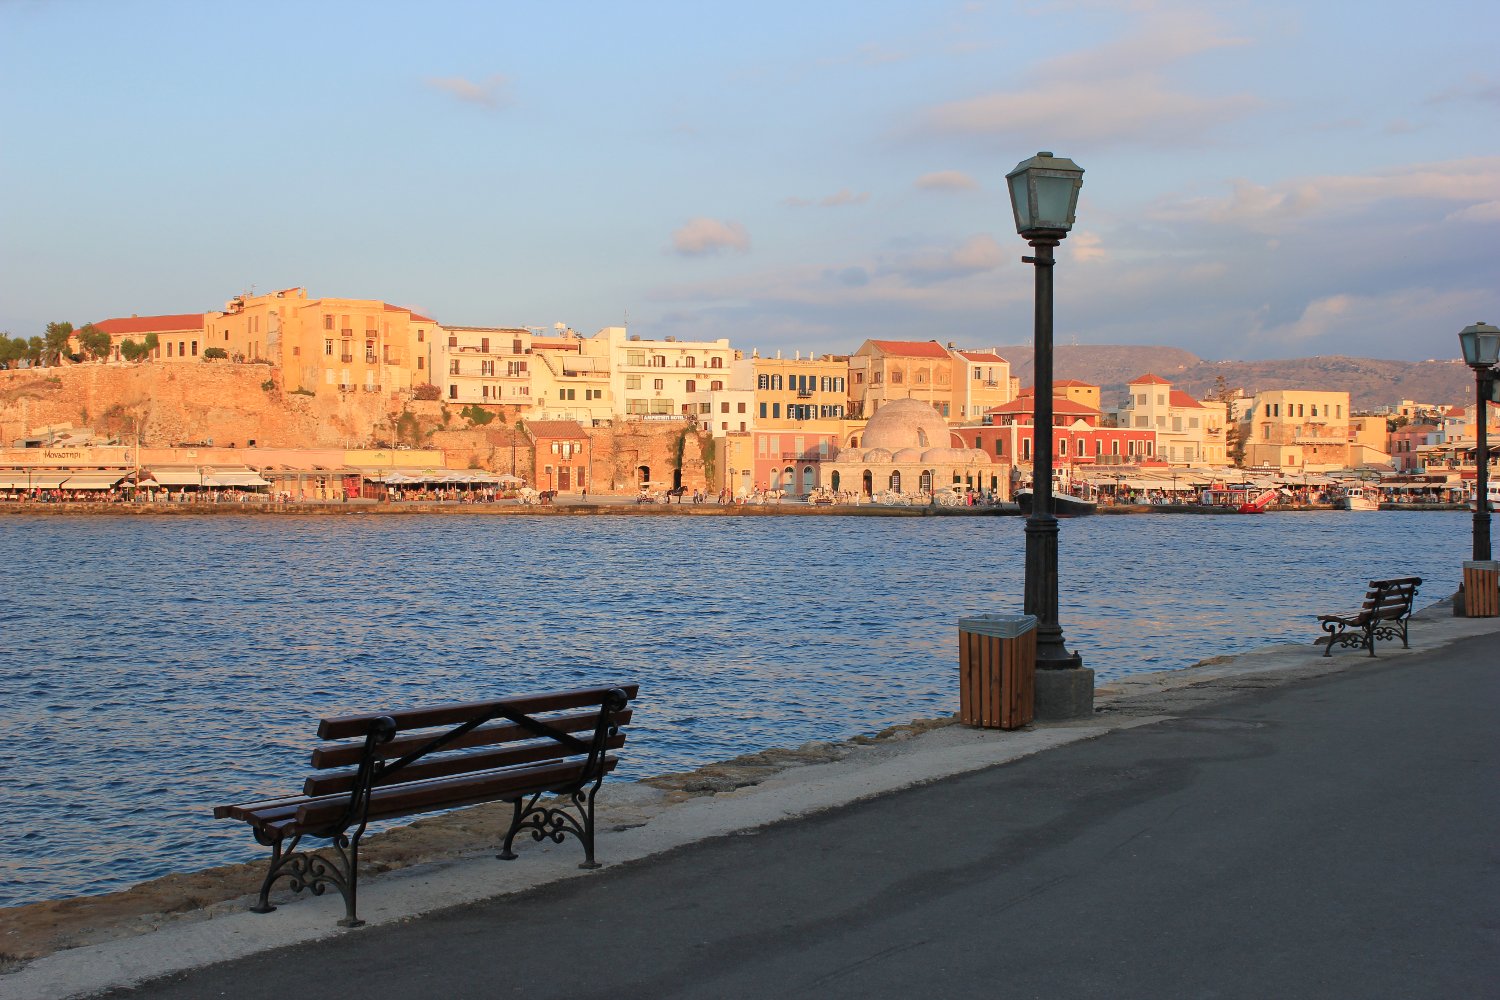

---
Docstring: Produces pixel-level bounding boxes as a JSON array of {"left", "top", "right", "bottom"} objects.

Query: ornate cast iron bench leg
[
  {"left": 246, "top": 828, "right": 365, "bottom": 927},
  {"left": 497, "top": 786, "right": 602, "bottom": 870}
]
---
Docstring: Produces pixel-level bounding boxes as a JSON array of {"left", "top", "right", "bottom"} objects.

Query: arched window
[
  {"left": 783, "top": 466, "right": 795, "bottom": 491},
  {"left": 917, "top": 428, "right": 929, "bottom": 447},
  {"left": 862, "top": 470, "right": 873, "bottom": 496},
  {"left": 802, "top": 466, "right": 815, "bottom": 493},
  {"left": 831, "top": 471, "right": 841, "bottom": 491},
  {"left": 889, "top": 471, "right": 902, "bottom": 492},
  {"left": 919, "top": 469, "right": 933, "bottom": 492}
]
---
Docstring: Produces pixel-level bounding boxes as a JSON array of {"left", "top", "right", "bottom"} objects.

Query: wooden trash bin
[
  {"left": 1462, "top": 560, "right": 1500, "bottom": 618},
  {"left": 958, "top": 614, "right": 1037, "bottom": 730}
]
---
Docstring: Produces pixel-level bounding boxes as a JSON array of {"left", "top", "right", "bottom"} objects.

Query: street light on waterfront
[
  {"left": 1457, "top": 321, "right": 1500, "bottom": 560},
  {"left": 1006, "top": 151, "right": 1093, "bottom": 720}
]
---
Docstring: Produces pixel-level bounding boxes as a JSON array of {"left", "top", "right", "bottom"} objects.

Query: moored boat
[
  {"left": 1336, "top": 485, "right": 1381, "bottom": 511},
  {"left": 1013, "top": 488, "right": 1098, "bottom": 517}
]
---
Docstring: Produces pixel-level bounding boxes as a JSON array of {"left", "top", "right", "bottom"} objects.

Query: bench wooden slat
[
  {"left": 317, "top": 684, "right": 640, "bottom": 740},
  {"left": 310, "top": 707, "right": 634, "bottom": 770},
  {"left": 303, "top": 732, "right": 628, "bottom": 797},
  {"left": 294, "top": 757, "right": 619, "bottom": 832}
]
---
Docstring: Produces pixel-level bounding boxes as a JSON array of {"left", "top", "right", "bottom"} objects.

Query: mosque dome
[
  {"left": 891, "top": 447, "right": 922, "bottom": 463},
  {"left": 921, "top": 447, "right": 968, "bottom": 463},
  {"left": 862, "top": 447, "right": 893, "bottom": 463},
  {"left": 859, "top": 399, "right": 953, "bottom": 451}
]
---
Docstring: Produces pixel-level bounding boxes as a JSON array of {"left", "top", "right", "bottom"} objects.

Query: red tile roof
[
  {"left": 1169, "top": 390, "right": 1204, "bottom": 409},
  {"left": 92, "top": 313, "right": 205, "bottom": 335},
  {"left": 867, "top": 339, "right": 952, "bottom": 359},
  {"left": 959, "top": 351, "right": 1007, "bottom": 363},
  {"left": 987, "top": 397, "right": 1100, "bottom": 416},
  {"left": 385, "top": 303, "right": 435, "bottom": 323},
  {"left": 1054, "top": 379, "right": 1095, "bottom": 388},
  {"left": 1128, "top": 373, "right": 1172, "bottom": 385}
]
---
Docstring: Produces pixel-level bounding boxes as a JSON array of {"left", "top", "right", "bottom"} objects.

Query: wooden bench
[
  {"left": 215, "top": 684, "right": 637, "bottom": 927},
  {"left": 1316, "top": 577, "right": 1421, "bottom": 657}
]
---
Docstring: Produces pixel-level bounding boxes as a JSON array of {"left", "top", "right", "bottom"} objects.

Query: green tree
[
  {"left": 0, "top": 333, "right": 22, "bottom": 369},
  {"left": 26, "top": 336, "right": 45, "bottom": 366},
  {"left": 43, "top": 322, "right": 74, "bottom": 365},
  {"left": 77, "top": 323, "right": 112, "bottom": 361},
  {"left": 142, "top": 332, "right": 159, "bottom": 357},
  {"left": 119, "top": 339, "right": 142, "bottom": 362}
]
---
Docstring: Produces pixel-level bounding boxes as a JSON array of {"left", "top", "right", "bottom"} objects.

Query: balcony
[
  {"left": 797, "top": 390, "right": 813, "bottom": 399},
  {"left": 340, "top": 354, "right": 354, "bottom": 364}
]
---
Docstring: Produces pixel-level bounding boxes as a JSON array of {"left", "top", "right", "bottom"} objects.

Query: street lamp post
[
  {"left": 1007, "top": 151, "right": 1092, "bottom": 719},
  {"left": 1458, "top": 321, "right": 1500, "bottom": 560}
]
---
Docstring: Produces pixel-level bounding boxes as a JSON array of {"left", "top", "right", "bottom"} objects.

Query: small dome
[
  {"left": 892, "top": 447, "right": 922, "bottom": 462},
  {"left": 862, "top": 447, "right": 893, "bottom": 463},
  {"left": 921, "top": 447, "right": 966, "bottom": 463},
  {"left": 861, "top": 399, "right": 953, "bottom": 451}
]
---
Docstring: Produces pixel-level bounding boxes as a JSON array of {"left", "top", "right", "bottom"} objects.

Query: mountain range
[{"left": 992, "top": 345, "right": 1473, "bottom": 414}]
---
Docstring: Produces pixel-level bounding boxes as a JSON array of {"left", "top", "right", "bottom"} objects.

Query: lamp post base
[{"left": 1034, "top": 665, "right": 1095, "bottom": 721}]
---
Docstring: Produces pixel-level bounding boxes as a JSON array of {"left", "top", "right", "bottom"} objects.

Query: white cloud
[
  {"left": 1247, "top": 289, "right": 1490, "bottom": 348},
  {"left": 1154, "top": 157, "right": 1500, "bottom": 230},
  {"left": 916, "top": 170, "right": 979, "bottom": 192},
  {"left": 671, "top": 218, "right": 751, "bottom": 256},
  {"left": 424, "top": 74, "right": 511, "bottom": 110},
  {"left": 919, "top": 9, "right": 1259, "bottom": 148},
  {"left": 1447, "top": 200, "right": 1500, "bottom": 224},
  {"left": 784, "top": 189, "right": 870, "bottom": 208}
]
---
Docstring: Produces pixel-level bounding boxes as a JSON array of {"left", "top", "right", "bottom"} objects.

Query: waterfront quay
[{"left": 6, "top": 601, "right": 1496, "bottom": 999}]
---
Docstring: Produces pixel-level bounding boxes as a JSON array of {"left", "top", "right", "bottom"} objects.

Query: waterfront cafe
[
  {"left": 0, "top": 445, "right": 139, "bottom": 500},
  {"left": 140, "top": 465, "right": 272, "bottom": 498},
  {"left": 365, "top": 468, "right": 517, "bottom": 500}
]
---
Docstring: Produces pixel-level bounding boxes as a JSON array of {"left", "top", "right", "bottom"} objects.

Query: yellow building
[
  {"left": 90, "top": 313, "right": 207, "bottom": 362},
  {"left": 849, "top": 340, "right": 1014, "bottom": 423},
  {"left": 737, "top": 353, "right": 849, "bottom": 429},
  {"left": 584, "top": 326, "right": 735, "bottom": 420},
  {"left": 204, "top": 288, "right": 437, "bottom": 396},
  {"left": 529, "top": 334, "right": 614, "bottom": 424},
  {"left": 1243, "top": 388, "right": 1353, "bottom": 471},
  {"left": 439, "top": 326, "right": 534, "bottom": 409},
  {"left": 1113, "top": 374, "right": 1215, "bottom": 466}
]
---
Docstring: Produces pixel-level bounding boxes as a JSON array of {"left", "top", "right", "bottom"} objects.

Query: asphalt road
[{"left": 112, "top": 633, "right": 1499, "bottom": 1000}]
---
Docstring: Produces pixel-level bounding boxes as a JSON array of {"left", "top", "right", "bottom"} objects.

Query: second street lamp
[
  {"left": 1457, "top": 321, "right": 1500, "bottom": 561},
  {"left": 1006, "top": 151, "right": 1093, "bottom": 720}
]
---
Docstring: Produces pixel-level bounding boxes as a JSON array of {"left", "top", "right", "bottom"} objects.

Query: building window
[
  {"left": 651, "top": 355, "right": 666, "bottom": 367},
  {"left": 760, "top": 402, "right": 767, "bottom": 418},
  {"left": 417, "top": 330, "right": 424, "bottom": 342},
  {"left": 684, "top": 356, "right": 697, "bottom": 367},
  {"left": 995, "top": 439, "right": 1004, "bottom": 456},
  {"left": 654, "top": 378, "right": 664, "bottom": 390},
  {"left": 711, "top": 380, "right": 723, "bottom": 391},
  {"left": 417, "top": 357, "right": 425, "bottom": 370},
  {"left": 449, "top": 335, "right": 458, "bottom": 347},
  {"left": 627, "top": 375, "right": 641, "bottom": 389},
  {"left": 1060, "top": 439, "right": 1068, "bottom": 456},
  {"left": 686, "top": 380, "right": 696, "bottom": 392},
  {"left": 191, "top": 341, "right": 198, "bottom": 356},
  {"left": 892, "top": 370, "right": 903, "bottom": 385},
  {"left": 772, "top": 403, "right": 781, "bottom": 418},
  {"left": 1023, "top": 439, "right": 1032, "bottom": 460},
  {"left": 710, "top": 357, "right": 723, "bottom": 368},
  {"left": 758, "top": 374, "right": 770, "bottom": 389},
  {"left": 324, "top": 339, "right": 333, "bottom": 356},
  {"left": 449, "top": 385, "right": 458, "bottom": 399},
  {"left": 450, "top": 359, "right": 460, "bottom": 375},
  {"left": 324, "top": 315, "right": 333, "bottom": 330},
  {"left": 481, "top": 337, "right": 490, "bottom": 353},
  {"left": 738, "top": 402, "right": 746, "bottom": 413},
  {"left": 481, "top": 360, "right": 495, "bottom": 376}
]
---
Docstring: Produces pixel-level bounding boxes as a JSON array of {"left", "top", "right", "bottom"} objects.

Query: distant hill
[{"left": 994, "top": 345, "right": 1472, "bottom": 412}]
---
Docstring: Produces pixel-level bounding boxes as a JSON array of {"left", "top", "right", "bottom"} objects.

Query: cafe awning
[
  {"left": 61, "top": 471, "right": 129, "bottom": 490},
  {"left": 147, "top": 468, "right": 204, "bottom": 487},
  {"left": 202, "top": 468, "right": 271, "bottom": 488},
  {"left": 0, "top": 472, "right": 70, "bottom": 489}
]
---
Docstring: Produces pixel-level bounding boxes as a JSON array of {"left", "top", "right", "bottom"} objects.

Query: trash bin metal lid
[
  {"left": 1463, "top": 560, "right": 1500, "bottom": 571},
  {"left": 957, "top": 613, "right": 1037, "bottom": 638}
]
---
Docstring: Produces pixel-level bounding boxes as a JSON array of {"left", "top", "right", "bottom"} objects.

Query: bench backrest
[
  {"left": 303, "top": 684, "right": 638, "bottom": 799},
  {"left": 1362, "top": 577, "right": 1421, "bottom": 620}
]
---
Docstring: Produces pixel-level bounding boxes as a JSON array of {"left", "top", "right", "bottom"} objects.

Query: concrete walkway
[{"left": 10, "top": 606, "right": 1499, "bottom": 999}]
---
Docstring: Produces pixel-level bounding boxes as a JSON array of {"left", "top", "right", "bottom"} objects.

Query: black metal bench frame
[
  {"left": 215, "top": 685, "right": 635, "bottom": 927},
  {"left": 1316, "top": 577, "right": 1421, "bottom": 657}
]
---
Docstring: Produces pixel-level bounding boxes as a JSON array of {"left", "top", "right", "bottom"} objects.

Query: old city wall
[
  {"left": 0, "top": 363, "right": 717, "bottom": 493},
  {"left": 0, "top": 362, "right": 405, "bottom": 449}
]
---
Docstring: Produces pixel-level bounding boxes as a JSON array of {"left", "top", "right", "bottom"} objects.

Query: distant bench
[
  {"left": 215, "top": 684, "right": 637, "bottom": 927},
  {"left": 1316, "top": 577, "right": 1421, "bottom": 657}
]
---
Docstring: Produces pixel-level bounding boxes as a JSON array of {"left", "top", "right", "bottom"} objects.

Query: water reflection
[{"left": 0, "top": 510, "right": 1467, "bottom": 905}]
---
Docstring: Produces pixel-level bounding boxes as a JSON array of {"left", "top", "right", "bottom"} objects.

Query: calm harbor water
[{"left": 0, "top": 510, "right": 1469, "bottom": 907}]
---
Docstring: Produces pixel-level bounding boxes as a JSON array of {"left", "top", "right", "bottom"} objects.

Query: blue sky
[{"left": 2, "top": 0, "right": 1496, "bottom": 362}]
